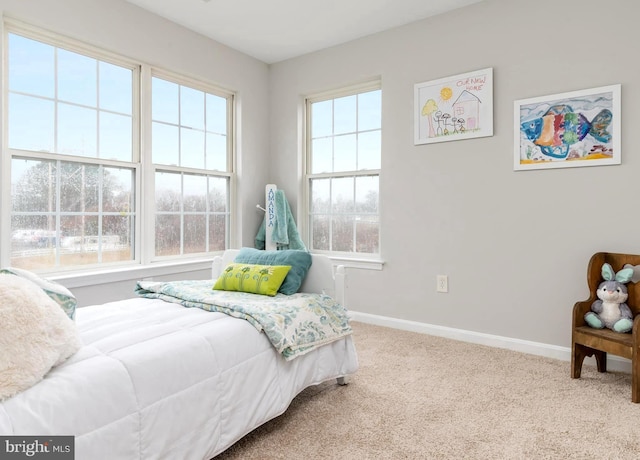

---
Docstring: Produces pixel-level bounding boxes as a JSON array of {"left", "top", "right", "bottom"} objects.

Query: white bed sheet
[{"left": 0, "top": 296, "right": 358, "bottom": 459}]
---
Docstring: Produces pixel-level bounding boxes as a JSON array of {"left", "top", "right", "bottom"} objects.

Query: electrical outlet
[{"left": 436, "top": 275, "right": 448, "bottom": 293}]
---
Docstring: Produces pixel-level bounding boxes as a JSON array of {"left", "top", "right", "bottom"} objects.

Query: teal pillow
[
  {"left": 0, "top": 267, "right": 77, "bottom": 320},
  {"left": 234, "top": 248, "right": 312, "bottom": 295},
  {"left": 213, "top": 263, "right": 291, "bottom": 296}
]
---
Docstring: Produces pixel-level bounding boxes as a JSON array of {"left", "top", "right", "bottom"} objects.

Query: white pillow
[
  {"left": 0, "top": 274, "right": 82, "bottom": 401},
  {"left": 0, "top": 267, "right": 77, "bottom": 320}
]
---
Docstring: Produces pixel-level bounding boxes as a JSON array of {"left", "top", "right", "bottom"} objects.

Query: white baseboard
[{"left": 349, "top": 311, "right": 632, "bottom": 374}]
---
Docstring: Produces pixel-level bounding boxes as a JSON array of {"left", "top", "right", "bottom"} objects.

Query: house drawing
[{"left": 452, "top": 90, "right": 481, "bottom": 130}]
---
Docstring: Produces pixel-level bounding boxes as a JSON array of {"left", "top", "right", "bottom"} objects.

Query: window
[
  {"left": 6, "top": 30, "right": 138, "bottom": 271},
  {"left": 150, "top": 73, "right": 232, "bottom": 258},
  {"left": 306, "top": 83, "right": 381, "bottom": 256},
  {"left": 3, "top": 24, "right": 234, "bottom": 273}
]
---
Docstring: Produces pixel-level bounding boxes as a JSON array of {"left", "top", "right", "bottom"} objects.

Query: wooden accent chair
[{"left": 571, "top": 252, "right": 640, "bottom": 402}]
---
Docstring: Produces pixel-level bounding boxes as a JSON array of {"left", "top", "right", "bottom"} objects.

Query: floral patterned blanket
[{"left": 134, "top": 280, "right": 353, "bottom": 361}]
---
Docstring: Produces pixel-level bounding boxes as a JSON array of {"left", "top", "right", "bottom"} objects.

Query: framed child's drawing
[
  {"left": 414, "top": 67, "right": 493, "bottom": 145},
  {"left": 514, "top": 84, "right": 621, "bottom": 171}
]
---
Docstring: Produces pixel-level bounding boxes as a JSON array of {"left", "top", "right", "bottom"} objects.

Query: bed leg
[{"left": 337, "top": 376, "right": 350, "bottom": 385}]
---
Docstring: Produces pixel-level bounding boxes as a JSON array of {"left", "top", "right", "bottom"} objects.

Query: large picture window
[
  {"left": 3, "top": 24, "right": 234, "bottom": 273},
  {"left": 306, "top": 83, "right": 381, "bottom": 256},
  {"left": 6, "top": 30, "right": 137, "bottom": 271}
]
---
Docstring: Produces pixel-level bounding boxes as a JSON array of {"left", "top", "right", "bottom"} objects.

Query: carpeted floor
[{"left": 215, "top": 321, "right": 640, "bottom": 459}]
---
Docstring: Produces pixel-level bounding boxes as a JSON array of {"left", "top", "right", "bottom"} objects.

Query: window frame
[
  {"left": 0, "top": 19, "right": 236, "bottom": 275},
  {"left": 146, "top": 68, "right": 235, "bottom": 263},
  {"left": 304, "top": 80, "right": 383, "bottom": 269}
]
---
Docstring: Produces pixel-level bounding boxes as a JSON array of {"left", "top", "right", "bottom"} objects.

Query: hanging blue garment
[{"left": 255, "top": 189, "right": 307, "bottom": 251}]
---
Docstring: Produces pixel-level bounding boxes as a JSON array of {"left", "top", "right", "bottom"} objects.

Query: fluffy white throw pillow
[{"left": 0, "top": 274, "right": 82, "bottom": 401}]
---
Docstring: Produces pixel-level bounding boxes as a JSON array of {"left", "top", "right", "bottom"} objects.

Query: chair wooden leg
[
  {"left": 633, "top": 345, "right": 640, "bottom": 403},
  {"left": 571, "top": 343, "right": 587, "bottom": 378},
  {"left": 572, "top": 343, "right": 607, "bottom": 378},
  {"left": 633, "top": 360, "right": 639, "bottom": 403},
  {"left": 594, "top": 350, "right": 607, "bottom": 373}
]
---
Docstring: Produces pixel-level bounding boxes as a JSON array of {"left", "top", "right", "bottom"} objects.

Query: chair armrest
[
  {"left": 633, "top": 315, "right": 640, "bottom": 337},
  {"left": 572, "top": 299, "right": 593, "bottom": 328}
]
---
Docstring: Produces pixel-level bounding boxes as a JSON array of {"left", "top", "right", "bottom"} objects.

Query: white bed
[{"left": 0, "top": 250, "right": 358, "bottom": 459}]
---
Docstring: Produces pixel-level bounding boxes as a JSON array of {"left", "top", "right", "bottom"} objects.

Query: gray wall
[{"left": 268, "top": 0, "right": 640, "bottom": 348}]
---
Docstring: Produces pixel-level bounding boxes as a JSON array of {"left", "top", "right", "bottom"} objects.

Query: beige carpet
[{"left": 215, "top": 321, "right": 640, "bottom": 459}]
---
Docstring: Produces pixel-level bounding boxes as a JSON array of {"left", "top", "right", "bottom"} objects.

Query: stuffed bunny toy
[{"left": 585, "top": 263, "right": 635, "bottom": 333}]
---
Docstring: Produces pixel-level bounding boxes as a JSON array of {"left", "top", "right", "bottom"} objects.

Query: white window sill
[
  {"left": 49, "top": 258, "right": 215, "bottom": 289},
  {"left": 48, "top": 253, "right": 383, "bottom": 290},
  {"left": 327, "top": 256, "right": 384, "bottom": 271}
]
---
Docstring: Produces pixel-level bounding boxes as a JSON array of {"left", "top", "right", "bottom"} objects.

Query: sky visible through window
[
  {"left": 308, "top": 88, "right": 381, "bottom": 254},
  {"left": 8, "top": 34, "right": 133, "bottom": 163},
  {"left": 6, "top": 31, "right": 231, "bottom": 270},
  {"left": 310, "top": 90, "right": 381, "bottom": 200}
]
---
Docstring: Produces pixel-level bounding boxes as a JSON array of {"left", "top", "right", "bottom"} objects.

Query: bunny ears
[{"left": 602, "top": 263, "right": 634, "bottom": 284}]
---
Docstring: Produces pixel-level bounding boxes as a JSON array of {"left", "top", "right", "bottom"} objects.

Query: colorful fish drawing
[{"left": 520, "top": 104, "right": 612, "bottom": 159}]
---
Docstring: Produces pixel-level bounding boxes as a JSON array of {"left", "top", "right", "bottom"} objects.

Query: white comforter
[{"left": 0, "top": 297, "right": 358, "bottom": 459}]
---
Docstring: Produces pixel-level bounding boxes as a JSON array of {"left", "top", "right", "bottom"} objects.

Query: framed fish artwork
[
  {"left": 514, "top": 84, "right": 621, "bottom": 171},
  {"left": 414, "top": 67, "right": 493, "bottom": 145}
]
